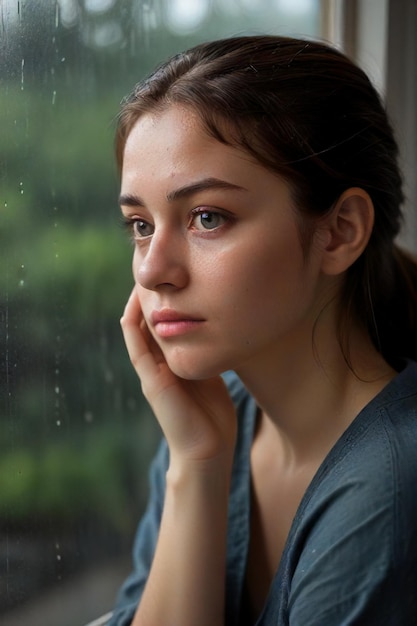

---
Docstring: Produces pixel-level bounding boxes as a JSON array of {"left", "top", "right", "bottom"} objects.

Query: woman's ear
[{"left": 320, "top": 187, "right": 374, "bottom": 276}]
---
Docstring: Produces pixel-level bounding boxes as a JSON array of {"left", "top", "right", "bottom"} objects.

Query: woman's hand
[
  {"left": 122, "top": 288, "right": 235, "bottom": 626},
  {"left": 120, "top": 288, "right": 237, "bottom": 467}
]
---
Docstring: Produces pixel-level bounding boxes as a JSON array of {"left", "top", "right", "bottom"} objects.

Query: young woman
[{"left": 108, "top": 36, "right": 417, "bottom": 625}]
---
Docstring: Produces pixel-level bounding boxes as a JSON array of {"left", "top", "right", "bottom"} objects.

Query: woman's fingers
[
  {"left": 120, "top": 287, "right": 175, "bottom": 401},
  {"left": 120, "top": 288, "right": 161, "bottom": 380}
]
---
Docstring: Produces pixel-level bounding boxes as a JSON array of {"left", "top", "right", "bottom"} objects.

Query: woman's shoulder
[
  {"left": 304, "top": 360, "right": 417, "bottom": 531},
  {"left": 380, "top": 359, "right": 417, "bottom": 428},
  {"left": 285, "top": 364, "right": 417, "bottom": 618},
  {"left": 332, "top": 359, "right": 417, "bottom": 462},
  {"left": 350, "top": 359, "right": 417, "bottom": 464}
]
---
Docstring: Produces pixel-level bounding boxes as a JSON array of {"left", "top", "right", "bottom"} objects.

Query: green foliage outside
[{"left": 0, "top": 83, "right": 156, "bottom": 533}]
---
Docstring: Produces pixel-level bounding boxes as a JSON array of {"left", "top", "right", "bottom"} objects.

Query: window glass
[{"left": 0, "top": 1, "right": 320, "bottom": 624}]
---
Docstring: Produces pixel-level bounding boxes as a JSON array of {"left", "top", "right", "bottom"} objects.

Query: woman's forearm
[{"left": 132, "top": 457, "right": 232, "bottom": 626}]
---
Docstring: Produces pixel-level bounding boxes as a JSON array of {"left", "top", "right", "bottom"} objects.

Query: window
[
  {"left": 0, "top": 2, "right": 325, "bottom": 624},
  {"left": 386, "top": 0, "right": 417, "bottom": 251}
]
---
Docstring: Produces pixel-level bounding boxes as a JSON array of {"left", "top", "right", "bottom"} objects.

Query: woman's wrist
[{"left": 166, "top": 450, "right": 234, "bottom": 494}]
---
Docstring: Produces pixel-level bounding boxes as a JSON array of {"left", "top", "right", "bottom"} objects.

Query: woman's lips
[{"left": 150, "top": 309, "right": 205, "bottom": 338}]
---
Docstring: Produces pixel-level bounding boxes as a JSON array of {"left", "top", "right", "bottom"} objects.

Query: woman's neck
[{"left": 236, "top": 323, "right": 396, "bottom": 467}]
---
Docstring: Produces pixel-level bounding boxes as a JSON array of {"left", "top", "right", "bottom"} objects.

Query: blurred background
[{"left": 0, "top": 1, "right": 415, "bottom": 625}]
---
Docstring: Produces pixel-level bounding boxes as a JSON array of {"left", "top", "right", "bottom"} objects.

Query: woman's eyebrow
[
  {"left": 166, "top": 177, "right": 247, "bottom": 201},
  {"left": 119, "top": 177, "right": 247, "bottom": 208},
  {"left": 119, "top": 193, "right": 145, "bottom": 208}
]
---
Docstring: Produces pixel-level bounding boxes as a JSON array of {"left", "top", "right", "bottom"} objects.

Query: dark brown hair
[{"left": 116, "top": 35, "right": 417, "bottom": 366}]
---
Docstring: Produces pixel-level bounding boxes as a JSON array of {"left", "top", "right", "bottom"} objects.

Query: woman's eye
[
  {"left": 192, "top": 210, "right": 226, "bottom": 231},
  {"left": 133, "top": 219, "right": 154, "bottom": 238},
  {"left": 122, "top": 216, "right": 154, "bottom": 239}
]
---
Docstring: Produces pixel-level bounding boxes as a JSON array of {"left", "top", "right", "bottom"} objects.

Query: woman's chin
[{"left": 164, "top": 353, "right": 227, "bottom": 381}]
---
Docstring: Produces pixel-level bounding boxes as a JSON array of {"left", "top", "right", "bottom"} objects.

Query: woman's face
[{"left": 120, "top": 105, "right": 333, "bottom": 380}]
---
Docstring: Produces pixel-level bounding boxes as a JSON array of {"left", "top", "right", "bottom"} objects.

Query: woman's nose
[{"left": 135, "top": 230, "right": 189, "bottom": 291}]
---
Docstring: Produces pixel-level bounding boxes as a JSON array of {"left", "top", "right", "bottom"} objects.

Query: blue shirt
[{"left": 109, "top": 361, "right": 417, "bottom": 625}]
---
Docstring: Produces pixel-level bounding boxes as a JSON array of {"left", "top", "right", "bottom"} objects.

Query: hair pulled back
[{"left": 116, "top": 35, "right": 417, "bottom": 366}]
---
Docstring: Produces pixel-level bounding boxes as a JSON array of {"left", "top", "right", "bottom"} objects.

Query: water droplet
[
  {"left": 4, "top": 202, "right": 7, "bottom": 208},
  {"left": 18, "top": 280, "right": 25, "bottom": 288},
  {"left": 55, "top": 386, "right": 60, "bottom": 394},
  {"left": 56, "top": 554, "right": 61, "bottom": 561},
  {"left": 56, "top": 420, "right": 61, "bottom": 426}
]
